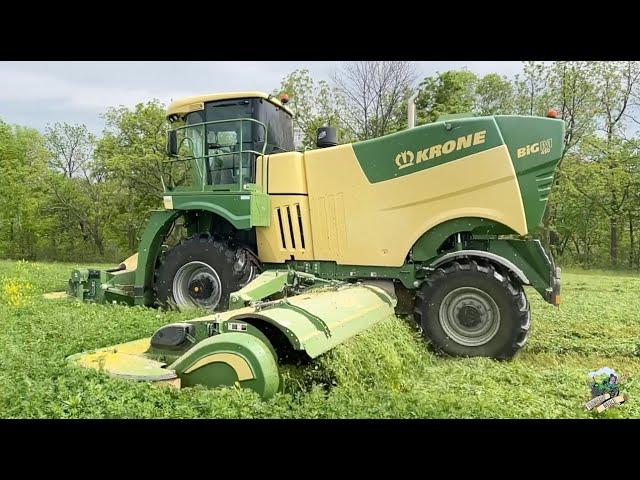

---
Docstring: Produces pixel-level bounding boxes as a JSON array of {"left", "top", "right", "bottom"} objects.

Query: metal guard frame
[{"left": 164, "top": 118, "right": 268, "bottom": 192}]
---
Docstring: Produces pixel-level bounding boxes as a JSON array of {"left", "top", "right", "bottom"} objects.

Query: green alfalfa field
[{"left": 0, "top": 258, "right": 638, "bottom": 418}]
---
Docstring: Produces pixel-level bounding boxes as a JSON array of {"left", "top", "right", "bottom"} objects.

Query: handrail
[{"left": 165, "top": 118, "right": 268, "bottom": 191}]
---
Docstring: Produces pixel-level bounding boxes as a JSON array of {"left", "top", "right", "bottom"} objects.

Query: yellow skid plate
[
  {"left": 68, "top": 338, "right": 179, "bottom": 383},
  {"left": 43, "top": 291, "right": 70, "bottom": 300}
]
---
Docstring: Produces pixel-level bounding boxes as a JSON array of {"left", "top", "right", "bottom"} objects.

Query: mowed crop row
[{"left": 0, "top": 259, "right": 638, "bottom": 418}]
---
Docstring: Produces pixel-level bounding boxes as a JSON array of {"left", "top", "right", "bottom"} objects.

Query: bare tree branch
[{"left": 331, "top": 61, "right": 417, "bottom": 140}]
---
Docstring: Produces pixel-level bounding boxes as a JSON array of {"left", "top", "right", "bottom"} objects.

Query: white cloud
[
  {"left": 0, "top": 65, "right": 172, "bottom": 110},
  {"left": 0, "top": 61, "right": 524, "bottom": 133}
]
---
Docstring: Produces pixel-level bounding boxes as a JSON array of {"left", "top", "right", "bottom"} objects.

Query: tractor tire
[
  {"left": 155, "top": 234, "right": 260, "bottom": 312},
  {"left": 414, "top": 259, "right": 530, "bottom": 360}
]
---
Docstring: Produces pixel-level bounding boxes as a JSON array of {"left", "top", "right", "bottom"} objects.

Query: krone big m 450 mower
[{"left": 66, "top": 91, "right": 563, "bottom": 398}]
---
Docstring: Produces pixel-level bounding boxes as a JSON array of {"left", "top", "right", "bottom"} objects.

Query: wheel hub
[
  {"left": 188, "top": 276, "right": 214, "bottom": 300},
  {"left": 439, "top": 287, "right": 501, "bottom": 347},
  {"left": 457, "top": 305, "right": 482, "bottom": 328},
  {"left": 173, "top": 261, "right": 222, "bottom": 310}
]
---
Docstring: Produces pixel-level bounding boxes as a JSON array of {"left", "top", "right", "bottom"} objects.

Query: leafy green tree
[
  {"left": 94, "top": 100, "right": 168, "bottom": 252},
  {"left": 539, "top": 62, "right": 599, "bottom": 249},
  {"left": 416, "top": 69, "right": 478, "bottom": 123},
  {"left": 592, "top": 61, "right": 640, "bottom": 267},
  {"left": 277, "top": 69, "right": 345, "bottom": 149},
  {"left": 513, "top": 61, "right": 552, "bottom": 116},
  {"left": 45, "top": 123, "right": 95, "bottom": 177},
  {"left": 562, "top": 135, "right": 639, "bottom": 268},
  {"left": 0, "top": 120, "right": 52, "bottom": 259},
  {"left": 43, "top": 121, "right": 113, "bottom": 258},
  {"left": 47, "top": 168, "right": 112, "bottom": 257},
  {"left": 548, "top": 61, "right": 599, "bottom": 157},
  {"left": 97, "top": 100, "right": 168, "bottom": 200},
  {"left": 475, "top": 73, "right": 514, "bottom": 115},
  {"left": 553, "top": 154, "right": 608, "bottom": 266},
  {"left": 42, "top": 122, "right": 101, "bottom": 257}
]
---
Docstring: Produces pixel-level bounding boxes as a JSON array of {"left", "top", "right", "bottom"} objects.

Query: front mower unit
[
  {"left": 68, "top": 268, "right": 135, "bottom": 305},
  {"left": 68, "top": 253, "right": 139, "bottom": 306},
  {"left": 68, "top": 271, "right": 397, "bottom": 399}
]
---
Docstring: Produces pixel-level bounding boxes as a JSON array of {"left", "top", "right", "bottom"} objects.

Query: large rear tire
[
  {"left": 155, "top": 234, "right": 260, "bottom": 312},
  {"left": 414, "top": 259, "right": 530, "bottom": 360}
]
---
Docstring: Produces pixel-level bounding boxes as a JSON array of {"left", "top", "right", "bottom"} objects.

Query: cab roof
[{"left": 166, "top": 91, "right": 294, "bottom": 118}]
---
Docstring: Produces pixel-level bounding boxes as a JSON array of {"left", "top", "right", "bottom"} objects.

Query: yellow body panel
[
  {"left": 256, "top": 154, "right": 266, "bottom": 192},
  {"left": 43, "top": 291, "right": 69, "bottom": 300},
  {"left": 302, "top": 144, "right": 526, "bottom": 266},
  {"left": 167, "top": 91, "right": 293, "bottom": 117},
  {"left": 256, "top": 195, "right": 315, "bottom": 262},
  {"left": 256, "top": 143, "right": 526, "bottom": 267},
  {"left": 267, "top": 152, "right": 307, "bottom": 194}
]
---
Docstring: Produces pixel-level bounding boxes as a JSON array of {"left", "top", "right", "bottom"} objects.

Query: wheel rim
[
  {"left": 235, "top": 250, "right": 259, "bottom": 288},
  {"left": 239, "top": 264, "right": 259, "bottom": 287},
  {"left": 173, "top": 261, "right": 222, "bottom": 310},
  {"left": 439, "top": 287, "right": 501, "bottom": 347}
]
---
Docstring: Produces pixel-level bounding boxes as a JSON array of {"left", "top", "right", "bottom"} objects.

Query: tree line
[{"left": 1, "top": 61, "right": 640, "bottom": 269}]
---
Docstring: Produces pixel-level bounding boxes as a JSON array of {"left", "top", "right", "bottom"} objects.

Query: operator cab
[{"left": 165, "top": 91, "right": 294, "bottom": 191}]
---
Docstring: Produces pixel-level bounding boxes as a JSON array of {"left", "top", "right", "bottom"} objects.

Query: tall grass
[{"left": 0, "top": 259, "right": 638, "bottom": 418}]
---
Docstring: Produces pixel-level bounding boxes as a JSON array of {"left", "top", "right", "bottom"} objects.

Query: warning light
[
  {"left": 547, "top": 108, "right": 559, "bottom": 119},
  {"left": 279, "top": 93, "right": 290, "bottom": 104}
]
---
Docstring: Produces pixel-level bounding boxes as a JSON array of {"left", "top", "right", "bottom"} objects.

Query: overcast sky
[{"left": 0, "top": 61, "right": 524, "bottom": 134}]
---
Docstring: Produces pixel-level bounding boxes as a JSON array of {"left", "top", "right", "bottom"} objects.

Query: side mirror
[{"left": 167, "top": 130, "right": 178, "bottom": 156}]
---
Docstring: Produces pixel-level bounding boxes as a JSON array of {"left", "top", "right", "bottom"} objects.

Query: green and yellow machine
[{"left": 66, "top": 91, "right": 563, "bottom": 398}]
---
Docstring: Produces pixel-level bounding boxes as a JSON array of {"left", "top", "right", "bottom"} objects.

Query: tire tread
[{"left": 413, "top": 258, "right": 531, "bottom": 360}]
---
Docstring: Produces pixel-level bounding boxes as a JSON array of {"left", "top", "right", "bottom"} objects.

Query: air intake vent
[
  {"left": 275, "top": 203, "right": 307, "bottom": 252},
  {"left": 276, "top": 207, "right": 287, "bottom": 249},
  {"left": 536, "top": 170, "right": 556, "bottom": 202},
  {"left": 296, "top": 204, "right": 306, "bottom": 249},
  {"left": 286, "top": 205, "right": 296, "bottom": 249}
]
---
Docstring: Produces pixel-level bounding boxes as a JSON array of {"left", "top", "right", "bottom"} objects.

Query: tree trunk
[
  {"left": 630, "top": 214, "right": 635, "bottom": 269},
  {"left": 610, "top": 216, "right": 619, "bottom": 268},
  {"left": 9, "top": 220, "right": 14, "bottom": 258},
  {"left": 68, "top": 212, "right": 75, "bottom": 251},
  {"left": 572, "top": 237, "right": 581, "bottom": 262},
  {"left": 95, "top": 236, "right": 105, "bottom": 257},
  {"left": 559, "top": 235, "right": 570, "bottom": 256},
  {"left": 128, "top": 224, "right": 136, "bottom": 251},
  {"left": 91, "top": 224, "right": 105, "bottom": 257},
  {"left": 79, "top": 219, "right": 90, "bottom": 242}
]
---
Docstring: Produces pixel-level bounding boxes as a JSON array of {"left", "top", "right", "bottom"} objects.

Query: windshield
[{"left": 164, "top": 112, "right": 267, "bottom": 192}]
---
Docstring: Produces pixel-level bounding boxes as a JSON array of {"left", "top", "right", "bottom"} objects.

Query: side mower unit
[{"left": 67, "top": 271, "right": 397, "bottom": 399}]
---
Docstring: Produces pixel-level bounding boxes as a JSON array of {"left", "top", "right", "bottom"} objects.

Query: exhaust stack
[{"left": 407, "top": 91, "right": 419, "bottom": 129}]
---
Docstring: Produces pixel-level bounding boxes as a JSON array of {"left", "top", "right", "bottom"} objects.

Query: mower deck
[{"left": 67, "top": 273, "right": 397, "bottom": 399}]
